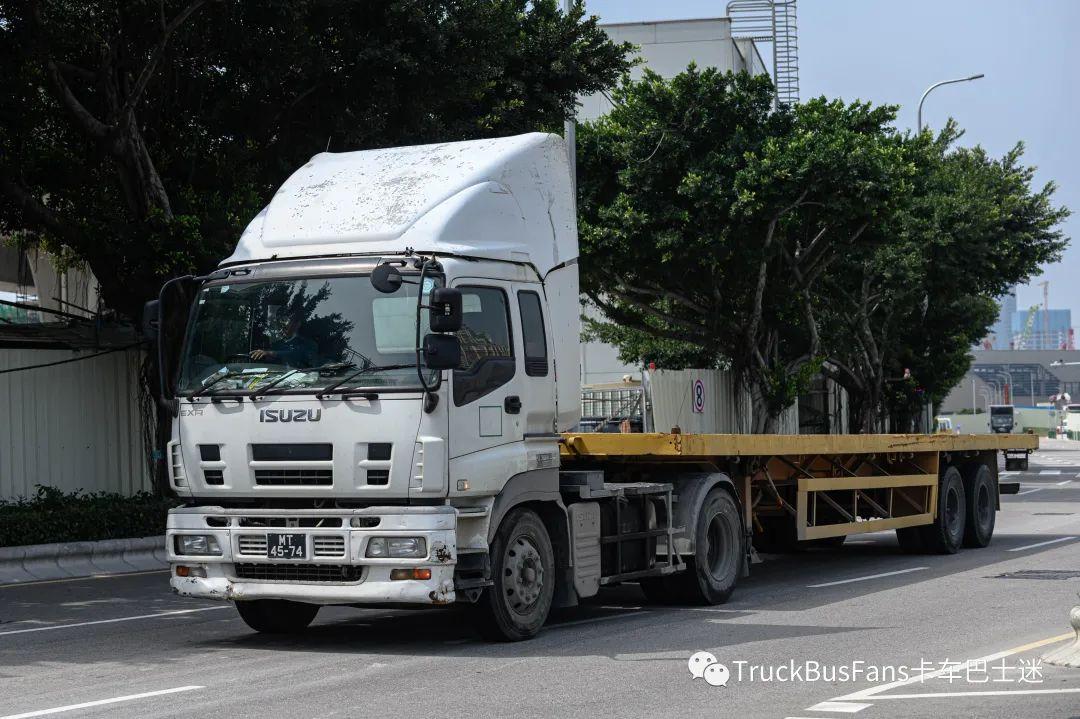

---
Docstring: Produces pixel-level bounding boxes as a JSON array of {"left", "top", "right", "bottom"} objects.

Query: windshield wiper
[
  {"left": 248, "top": 361, "right": 356, "bottom": 400},
  {"left": 190, "top": 367, "right": 243, "bottom": 397},
  {"left": 317, "top": 363, "right": 416, "bottom": 398}
]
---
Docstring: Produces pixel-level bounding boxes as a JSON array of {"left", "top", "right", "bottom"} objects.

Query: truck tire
[
  {"left": 234, "top": 599, "right": 319, "bottom": 634},
  {"left": 642, "top": 488, "right": 742, "bottom": 605},
  {"left": 470, "top": 508, "right": 555, "bottom": 641},
  {"left": 962, "top": 463, "right": 996, "bottom": 548},
  {"left": 919, "top": 466, "right": 966, "bottom": 554}
]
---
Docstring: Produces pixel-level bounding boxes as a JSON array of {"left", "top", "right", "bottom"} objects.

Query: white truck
[{"left": 149, "top": 133, "right": 1036, "bottom": 641}]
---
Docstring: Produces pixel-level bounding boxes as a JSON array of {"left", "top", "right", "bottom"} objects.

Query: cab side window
[
  {"left": 517, "top": 290, "right": 548, "bottom": 377},
  {"left": 453, "top": 286, "right": 515, "bottom": 406}
]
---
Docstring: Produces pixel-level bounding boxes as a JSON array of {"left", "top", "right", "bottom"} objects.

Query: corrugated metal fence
[
  {"left": 0, "top": 348, "right": 151, "bottom": 500},
  {"left": 648, "top": 368, "right": 801, "bottom": 434}
]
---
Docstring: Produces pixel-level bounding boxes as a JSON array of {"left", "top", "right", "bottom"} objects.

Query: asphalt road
[{"left": 3, "top": 443, "right": 1079, "bottom": 719}]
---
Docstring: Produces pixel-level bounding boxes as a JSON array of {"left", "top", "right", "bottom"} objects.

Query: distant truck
[
  {"left": 989, "top": 404, "right": 1016, "bottom": 434},
  {"left": 147, "top": 134, "right": 1038, "bottom": 641}
]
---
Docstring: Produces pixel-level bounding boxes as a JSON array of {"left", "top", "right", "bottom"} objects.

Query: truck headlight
[
  {"left": 175, "top": 535, "right": 222, "bottom": 556},
  {"left": 365, "top": 537, "right": 427, "bottom": 558}
]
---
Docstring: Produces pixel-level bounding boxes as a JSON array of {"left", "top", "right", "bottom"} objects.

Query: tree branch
[{"left": 121, "top": 0, "right": 211, "bottom": 118}]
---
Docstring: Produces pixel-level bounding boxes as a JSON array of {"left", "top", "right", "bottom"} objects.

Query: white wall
[{"left": 0, "top": 348, "right": 151, "bottom": 500}]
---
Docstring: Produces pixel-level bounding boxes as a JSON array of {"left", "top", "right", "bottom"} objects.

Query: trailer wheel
[
  {"left": 643, "top": 488, "right": 742, "bottom": 605},
  {"left": 470, "top": 508, "right": 554, "bottom": 642},
  {"left": 962, "top": 464, "right": 996, "bottom": 548},
  {"left": 234, "top": 599, "right": 319, "bottom": 634},
  {"left": 920, "top": 466, "right": 967, "bottom": 554}
]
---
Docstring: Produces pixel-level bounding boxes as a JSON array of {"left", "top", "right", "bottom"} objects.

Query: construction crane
[
  {"left": 1038, "top": 280, "right": 1051, "bottom": 349},
  {"left": 1016, "top": 304, "right": 1041, "bottom": 350}
]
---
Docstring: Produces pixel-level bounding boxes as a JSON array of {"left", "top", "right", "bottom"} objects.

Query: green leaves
[{"left": 579, "top": 67, "right": 1069, "bottom": 432}]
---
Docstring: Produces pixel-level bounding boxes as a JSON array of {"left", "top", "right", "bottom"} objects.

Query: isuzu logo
[{"left": 259, "top": 409, "right": 321, "bottom": 423}]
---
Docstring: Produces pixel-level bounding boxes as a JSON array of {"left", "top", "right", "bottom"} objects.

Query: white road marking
[
  {"left": 870, "top": 687, "right": 1080, "bottom": 700},
  {"left": 0, "top": 569, "right": 169, "bottom": 590},
  {"left": 1056, "top": 479, "right": 1073, "bottom": 485},
  {"left": 0, "top": 606, "right": 229, "bottom": 636},
  {"left": 0, "top": 686, "right": 204, "bottom": 719},
  {"left": 1039, "top": 470, "right": 1061, "bottom": 475},
  {"left": 549, "top": 611, "right": 648, "bottom": 628},
  {"left": 1017, "top": 488, "right": 1045, "bottom": 496},
  {"left": 807, "top": 567, "right": 927, "bottom": 588},
  {"left": 805, "top": 700, "right": 872, "bottom": 712},
  {"left": 826, "top": 632, "right": 1073, "bottom": 703},
  {"left": 1005, "top": 536, "right": 1078, "bottom": 552}
]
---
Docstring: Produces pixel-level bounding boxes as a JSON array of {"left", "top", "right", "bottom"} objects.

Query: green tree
[
  {"left": 0, "top": 0, "right": 631, "bottom": 323},
  {"left": 578, "top": 67, "right": 913, "bottom": 432},
  {"left": 820, "top": 125, "right": 1069, "bottom": 431}
]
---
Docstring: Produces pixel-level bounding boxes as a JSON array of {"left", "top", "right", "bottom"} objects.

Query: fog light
[
  {"left": 365, "top": 537, "right": 427, "bottom": 558},
  {"left": 174, "top": 565, "right": 206, "bottom": 578},
  {"left": 175, "top": 534, "right": 222, "bottom": 556},
  {"left": 390, "top": 568, "right": 432, "bottom": 581}
]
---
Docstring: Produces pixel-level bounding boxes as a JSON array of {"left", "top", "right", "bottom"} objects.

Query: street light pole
[
  {"left": 917, "top": 74, "right": 985, "bottom": 132},
  {"left": 563, "top": 0, "right": 576, "bottom": 193}
]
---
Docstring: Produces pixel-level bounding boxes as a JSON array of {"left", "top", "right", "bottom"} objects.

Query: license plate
[{"left": 266, "top": 533, "right": 306, "bottom": 559}]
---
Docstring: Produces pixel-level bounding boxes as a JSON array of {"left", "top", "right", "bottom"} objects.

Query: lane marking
[
  {"left": 1017, "top": 488, "right": 1045, "bottom": 496},
  {"left": 0, "top": 606, "right": 229, "bottom": 636},
  {"left": 0, "top": 569, "right": 169, "bottom": 590},
  {"left": 1056, "top": 479, "right": 1073, "bottom": 486},
  {"left": 829, "top": 632, "right": 1073, "bottom": 702},
  {"left": 1039, "top": 470, "right": 1061, "bottom": 475},
  {"left": 548, "top": 611, "right": 648, "bottom": 629},
  {"left": 1006, "top": 536, "right": 1078, "bottom": 552},
  {"left": 807, "top": 567, "right": 927, "bottom": 588},
  {"left": 805, "top": 700, "right": 872, "bottom": 712},
  {"left": 0, "top": 686, "right": 204, "bottom": 719},
  {"left": 872, "top": 687, "right": 1080, "bottom": 700}
]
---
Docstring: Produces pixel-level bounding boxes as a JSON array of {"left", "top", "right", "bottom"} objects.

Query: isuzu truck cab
[{"left": 151, "top": 133, "right": 1037, "bottom": 641}]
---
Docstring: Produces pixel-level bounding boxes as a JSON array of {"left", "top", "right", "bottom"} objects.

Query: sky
[{"left": 584, "top": 0, "right": 1079, "bottom": 319}]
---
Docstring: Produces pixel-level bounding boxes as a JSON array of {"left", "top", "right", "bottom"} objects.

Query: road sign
[{"left": 692, "top": 378, "right": 705, "bottom": 414}]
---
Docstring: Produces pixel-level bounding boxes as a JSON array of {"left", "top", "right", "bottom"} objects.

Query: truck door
[
  {"left": 513, "top": 284, "right": 556, "bottom": 437},
  {"left": 448, "top": 283, "right": 525, "bottom": 472}
]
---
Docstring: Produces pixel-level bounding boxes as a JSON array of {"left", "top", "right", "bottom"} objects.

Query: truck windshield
[
  {"left": 990, "top": 406, "right": 1013, "bottom": 416},
  {"left": 177, "top": 274, "right": 436, "bottom": 395}
]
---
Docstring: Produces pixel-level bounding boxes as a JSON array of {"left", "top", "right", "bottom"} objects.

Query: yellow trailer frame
[{"left": 560, "top": 432, "right": 1038, "bottom": 541}]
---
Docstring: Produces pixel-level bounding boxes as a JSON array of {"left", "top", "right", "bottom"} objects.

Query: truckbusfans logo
[
  {"left": 689, "top": 651, "right": 730, "bottom": 687},
  {"left": 259, "top": 409, "right": 322, "bottom": 423}
]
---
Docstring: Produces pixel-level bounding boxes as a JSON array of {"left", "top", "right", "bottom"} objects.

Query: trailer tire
[
  {"left": 234, "top": 599, "right": 319, "bottom": 634},
  {"left": 962, "top": 464, "right": 996, "bottom": 548},
  {"left": 646, "top": 488, "right": 742, "bottom": 605},
  {"left": 470, "top": 508, "right": 554, "bottom": 642},
  {"left": 919, "top": 466, "right": 966, "bottom": 554}
]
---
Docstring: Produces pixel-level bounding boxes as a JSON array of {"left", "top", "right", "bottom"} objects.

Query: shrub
[{"left": 0, "top": 486, "right": 180, "bottom": 547}]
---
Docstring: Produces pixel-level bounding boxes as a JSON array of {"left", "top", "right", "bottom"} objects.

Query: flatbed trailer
[{"left": 560, "top": 431, "right": 1038, "bottom": 553}]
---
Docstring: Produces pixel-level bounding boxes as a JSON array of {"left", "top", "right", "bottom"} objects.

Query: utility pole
[{"left": 563, "top": 0, "right": 576, "bottom": 194}]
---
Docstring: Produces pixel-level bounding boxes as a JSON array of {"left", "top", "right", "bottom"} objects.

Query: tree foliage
[
  {"left": 578, "top": 67, "right": 1069, "bottom": 432},
  {"left": 0, "top": 0, "right": 631, "bottom": 321}
]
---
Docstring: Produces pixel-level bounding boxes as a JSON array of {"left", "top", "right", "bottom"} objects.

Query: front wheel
[
  {"left": 470, "top": 508, "right": 555, "bottom": 641},
  {"left": 235, "top": 599, "right": 319, "bottom": 634}
]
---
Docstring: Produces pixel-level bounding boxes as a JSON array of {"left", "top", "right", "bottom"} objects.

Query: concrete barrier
[{"left": 0, "top": 536, "right": 166, "bottom": 585}]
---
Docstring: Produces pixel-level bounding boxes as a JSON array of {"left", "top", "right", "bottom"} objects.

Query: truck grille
[
  {"left": 254, "top": 469, "right": 332, "bottom": 486},
  {"left": 232, "top": 563, "right": 362, "bottom": 583},
  {"left": 312, "top": 536, "right": 346, "bottom": 557},
  {"left": 237, "top": 535, "right": 269, "bottom": 556}
]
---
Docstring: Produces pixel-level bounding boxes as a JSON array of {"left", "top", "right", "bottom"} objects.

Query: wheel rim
[
  {"left": 976, "top": 483, "right": 992, "bottom": 528},
  {"left": 503, "top": 534, "right": 544, "bottom": 615},
  {"left": 945, "top": 486, "right": 961, "bottom": 534},
  {"left": 704, "top": 510, "right": 737, "bottom": 581}
]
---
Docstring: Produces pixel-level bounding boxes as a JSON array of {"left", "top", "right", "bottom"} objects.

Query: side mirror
[
  {"left": 422, "top": 333, "right": 461, "bottom": 370},
  {"left": 429, "top": 287, "right": 463, "bottom": 332},
  {"left": 371, "top": 263, "right": 403, "bottom": 294},
  {"left": 142, "top": 300, "right": 161, "bottom": 342}
]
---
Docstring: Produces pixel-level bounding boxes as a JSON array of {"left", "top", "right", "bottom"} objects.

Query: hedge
[{"left": 0, "top": 485, "right": 180, "bottom": 547}]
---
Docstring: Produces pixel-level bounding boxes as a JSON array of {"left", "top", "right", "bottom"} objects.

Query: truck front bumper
[{"left": 166, "top": 505, "right": 457, "bottom": 605}]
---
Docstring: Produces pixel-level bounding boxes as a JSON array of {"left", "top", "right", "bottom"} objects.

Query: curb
[{"left": 0, "top": 536, "right": 166, "bottom": 585}]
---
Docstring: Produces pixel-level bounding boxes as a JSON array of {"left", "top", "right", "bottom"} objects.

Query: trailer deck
[{"left": 561, "top": 432, "right": 1039, "bottom": 542}]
